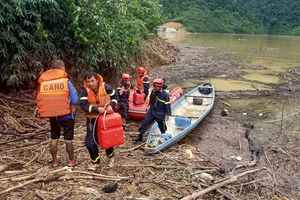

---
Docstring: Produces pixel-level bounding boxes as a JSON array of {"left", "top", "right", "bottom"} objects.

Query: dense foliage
[
  {"left": 160, "top": 0, "right": 300, "bottom": 35},
  {"left": 0, "top": 0, "right": 162, "bottom": 89}
]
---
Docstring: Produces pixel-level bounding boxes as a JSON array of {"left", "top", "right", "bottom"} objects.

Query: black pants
[
  {"left": 50, "top": 117, "right": 75, "bottom": 140},
  {"left": 138, "top": 111, "right": 166, "bottom": 135},
  {"left": 85, "top": 119, "right": 114, "bottom": 163},
  {"left": 119, "top": 102, "right": 128, "bottom": 119}
]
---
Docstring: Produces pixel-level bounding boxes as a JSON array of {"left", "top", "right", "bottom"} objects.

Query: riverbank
[
  {"left": 0, "top": 38, "right": 299, "bottom": 200},
  {"left": 146, "top": 41, "right": 300, "bottom": 200}
]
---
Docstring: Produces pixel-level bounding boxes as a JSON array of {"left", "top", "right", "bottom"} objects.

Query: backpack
[{"left": 199, "top": 83, "right": 212, "bottom": 94}]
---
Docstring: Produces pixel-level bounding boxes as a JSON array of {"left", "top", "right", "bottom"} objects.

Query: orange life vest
[
  {"left": 36, "top": 69, "right": 71, "bottom": 118},
  {"left": 137, "top": 70, "right": 149, "bottom": 91},
  {"left": 84, "top": 74, "right": 111, "bottom": 118}
]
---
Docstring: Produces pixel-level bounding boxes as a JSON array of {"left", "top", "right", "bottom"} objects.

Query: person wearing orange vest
[
  {"left": 136, "top": 66, "right": 150, "bottom": 101},
  {"left": 80, "top": 71, "right": 119, "bottom": 167},
  {"left": 36, "top": 59, "right": 79, "bottom": 168}
]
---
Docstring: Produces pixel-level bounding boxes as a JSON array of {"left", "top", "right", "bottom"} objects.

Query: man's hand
[
  {"left": 106, "top": 105, "right": 113, "bottom": 113},
  {"left": 98, "top": 107, "right": 105, "bottom": 114},
  {"left": 165, "top": 115, "right": 169, "bottom": 121}
]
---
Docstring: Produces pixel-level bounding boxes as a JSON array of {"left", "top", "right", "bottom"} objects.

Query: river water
[
  {"left": 158, "top": 29, "right": 300, "bottom": 138},
  {"left": 158, "top": 30, "right": 300, "bottom": 91}
]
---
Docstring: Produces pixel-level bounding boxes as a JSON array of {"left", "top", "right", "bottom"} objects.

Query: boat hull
[{"left": 145, "top": 83, "right": 215, "bottom": 153}]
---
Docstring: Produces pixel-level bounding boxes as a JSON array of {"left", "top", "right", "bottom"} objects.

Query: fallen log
[
  {"left": 0, "top": 173, "right": 62, "bottom": 195},
  {"left": 0, "top": 129, "right": 49, "bottom": 145},
  {"left": 115, "top": 164, "right": 219, "bottom": 170},
  {"left": 181, "top": 168, "right": 266, "bottom": 200}
]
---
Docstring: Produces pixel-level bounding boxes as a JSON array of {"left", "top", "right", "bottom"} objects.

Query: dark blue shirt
[
  {"left": 149, "top": 89, "right": 171, "bottom": 116},
  {"left": 117, "top": 81, "right": 131, "bottom": 102},
  {"left": 143, "top": 77, "right": 150, "bottom": 98}
]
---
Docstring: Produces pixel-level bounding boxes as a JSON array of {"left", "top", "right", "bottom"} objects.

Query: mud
[{"left": 147, "top": 41, "right": 300, "bottom": 199}]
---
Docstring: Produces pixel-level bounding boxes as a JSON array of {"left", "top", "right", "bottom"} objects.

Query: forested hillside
[
  {"left": 160, "top": 0, "right": 300, "bottom": 35},
  {"left": 0, "top": 0, "right": 162, "bottom": 89}
]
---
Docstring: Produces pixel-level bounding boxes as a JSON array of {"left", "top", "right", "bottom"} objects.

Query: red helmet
[
  {"left": 137, "top": 67, "right": 145, "bottom": 73},
  {"left": 122, "top": 73, "right": 130, "bottom": 81},
  {"left": 153, "top": 78, "right": 164, "bottom": 87}
]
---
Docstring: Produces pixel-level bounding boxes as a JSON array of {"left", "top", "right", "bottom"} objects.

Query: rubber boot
[{"left": 132, "top": 134, "right": 143, "bottom": 142}]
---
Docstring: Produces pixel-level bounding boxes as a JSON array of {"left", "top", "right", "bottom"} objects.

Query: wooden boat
[
  {"left": 127, "top": 87, "right": 184, "bottom": 120},
  {"left": 145, "top": 83, "right": 215, "bottom": 153}
]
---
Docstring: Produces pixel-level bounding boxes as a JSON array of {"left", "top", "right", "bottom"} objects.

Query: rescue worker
[
  {"left": 136, "top": 66, "right": 150, "bottom": 101},
  {"left": 132, "top": 78, "right": 171, "bottom": 142},
  {"left": 36, "top": 59, "right": 79, "bottom": 167},
  {"left": 117, "top": 73, "right": 131, "bottom": 126},
  {"left": 80, "top": 71, "right": 119, "bottom": 167}
]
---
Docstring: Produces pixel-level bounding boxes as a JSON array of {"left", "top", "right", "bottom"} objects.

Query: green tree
[
  {"left": 160, "top": 0, "right": 300, "bottom": 35},
  {"left": 0, "top": 0, "right": 163, "bottom": 89}
]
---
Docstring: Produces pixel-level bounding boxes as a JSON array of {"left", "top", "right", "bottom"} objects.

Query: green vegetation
[
  {"left": 160, "top": 0, "right": 300, "bottom": 35},
  {"left": 0, "top": 0, "right": 162, "bottom": 89}
]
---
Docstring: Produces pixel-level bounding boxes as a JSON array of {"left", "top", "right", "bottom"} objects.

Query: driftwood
[
  {"left": 181, "top": 168, "right": 266, "bottom": 200},
  {"left": 138, "top": 181, "right": 182, "bottom": 196},
  {"left": 0, "top": 163, "right": 23, "bottom": 173},
  {"left": 263, "top": 110, "right": 300, "bottom": 123},
  {"left": 221, "top": 125, "right": 262, "bottom": 173},
  {"left": 3, "top": 114, "right": 26, "bottom": 133},
  {"left": 220, "top": 100, "right": 231, "bottom": 107},
  {"left": 116, "top": 164, "right": 219, "bottom": 170},
  {"left": 120, "top": 142, "right": 146, "bottom": 153},
  {"left": 0, "top": 129, "right": 49, "bottom": 145},
  {"left": 0, "top": 94, "right": 35, "bottom": 103},
  {"left": 0, "top": 167, "right": 131, "bottom": 196},
  {"left": 60, "top": 175, "right": 129, "bottom": 181},
  {"left": 66, "top": 170, "right": 132, "bottom": 180},
  {"left": 0, "top": 173, "right": 63, "bottom": 195},
  {"left": 125, "top": 197, "right": 160, "bottom": 200}
]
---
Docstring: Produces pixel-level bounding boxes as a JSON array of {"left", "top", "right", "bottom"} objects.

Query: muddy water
[
  {"left": 158, "top": 30, "right": 300, "bottom": 140},
  {"left": 158, "top": 31, "right": 300, "bottom": 91}
]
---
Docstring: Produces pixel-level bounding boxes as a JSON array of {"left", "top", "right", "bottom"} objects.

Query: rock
[
  {"left": 199, "top": 172, "right": 214, "bottom": 181},
  {"left": 243, "top": 123, "right": 254, "bottom": 129},
  {"left": 221, "top": 109, "right": 229, "bottom": 116},
  {"left": 236, "top": 156, "right": 242, "bottom": 161},
  {"left": 184, "top": 149, "right": 194, "bottom": 159},
  {"left": 103, "top": 183, "right": 118, "bottom": 193}
]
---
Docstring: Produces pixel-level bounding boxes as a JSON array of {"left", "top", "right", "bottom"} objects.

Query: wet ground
[
  {"left": 0, "top": 39, "right": 299, "bottom": 199},
  {"left": 147, "top": 42, "right": 300, "bottom": 199}
]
